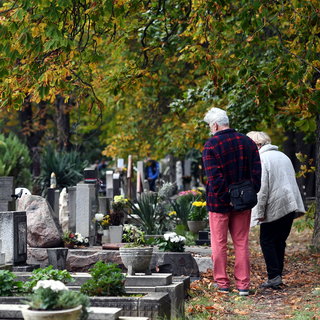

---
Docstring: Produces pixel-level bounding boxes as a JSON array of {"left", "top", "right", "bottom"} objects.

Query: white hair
[
  {"left": 203, "top": 107, "right": 229, "bottom": 127},
  {"left": 246, "top": 131, "right": 271, "bottom": 146}
]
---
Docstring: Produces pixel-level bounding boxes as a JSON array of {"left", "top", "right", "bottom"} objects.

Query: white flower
[
  {"left": 33, "top": 280, "right": 68, "bottom": 292},
  {"left": 95, "top": 213, "right": 104, "bottom": 221},
  {"left": 164, "top": 232, "right": 176, "bottom": 241},
  {"left": 171, "top": 236, "right": 181, "bottom": 243}
]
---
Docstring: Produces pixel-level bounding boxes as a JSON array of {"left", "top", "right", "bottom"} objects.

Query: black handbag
[{"left": 229, "top": 180, "right": 257, "bottom": 211}]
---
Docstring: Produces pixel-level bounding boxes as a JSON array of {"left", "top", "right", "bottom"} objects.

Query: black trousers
[{"left": 260, "top": 212, "right": 294, "bottom": 280}]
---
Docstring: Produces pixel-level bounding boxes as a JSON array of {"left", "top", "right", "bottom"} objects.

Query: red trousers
[{"left": 209, "top": 210, "right": 251, "bottom": 290}]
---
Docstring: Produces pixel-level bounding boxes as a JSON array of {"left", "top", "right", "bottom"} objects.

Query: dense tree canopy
[{"left": 0, "top": 0, "right": 319, "bottom": 248}]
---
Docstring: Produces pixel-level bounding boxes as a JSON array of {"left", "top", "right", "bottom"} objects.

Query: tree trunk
[
  {"left": 55, "top": 95, "right": 72, "bottom": 151},
  {"left": 20, "top": 100, "right": 47, "bottom": 178},
  {"left": 312, "top": 113, "right": 320, "bottom": 251}
]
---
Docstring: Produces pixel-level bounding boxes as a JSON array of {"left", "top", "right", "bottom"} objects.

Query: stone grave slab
[{"left": 125, "top": 273, "right": 172, "bottom": 287}]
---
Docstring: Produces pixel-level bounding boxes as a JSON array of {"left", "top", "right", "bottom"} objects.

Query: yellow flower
[
  {"left": 168, "top": 211, "right": 177, "bottom": 216},
  {"left": 192, "top": 201, "right": 206, "bottom": 208}
]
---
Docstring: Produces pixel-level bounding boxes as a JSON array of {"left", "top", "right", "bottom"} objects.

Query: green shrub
[
  {"left": 0, "top": 133, "right": 32, "bottom": 188},
  {"left": 24, "top": 265, "right": 74, "bottom": 292},
  {"left": 80, "top": 261, "right": 125, "bottom": 296},
  {"left": 126, "top": 192, "right": 164, "bottom": 234},
  {"left": 36, "top": 145, "right": 88, "bottom": 195},
  {"left": 293, "top": 202, "right": 315, "bottom": 232},
  {"left": 0, "top": 270, "right": 24, "bottom": 296}
]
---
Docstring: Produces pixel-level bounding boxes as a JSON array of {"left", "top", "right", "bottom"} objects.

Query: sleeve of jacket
[
  {"left": 251, "top": 146, "right": 262, "bottom": 193},
  {"left": 256, "top": 162, "right": 269, "bottom": 219}
]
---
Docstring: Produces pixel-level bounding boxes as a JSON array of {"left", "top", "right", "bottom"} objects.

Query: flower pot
[
  {"left": 64, "top": 242, "right": 75, "bottom": 249},
  {"left": 187, "top": 221, "right": 206, "bottom": 234},
  {"left": 119, "top": 247, "right": 153, "bottom": 275},
  {"left": 109, "top": 225, "right": 123, "bottom": 243},
  {"left": 21, "top": 305, "right": 82, "bottom": 320}
]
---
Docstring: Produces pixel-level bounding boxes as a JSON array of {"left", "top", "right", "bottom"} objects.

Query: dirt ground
[{"left": 187, "top": 225, "right": 320, "bottom": 319}]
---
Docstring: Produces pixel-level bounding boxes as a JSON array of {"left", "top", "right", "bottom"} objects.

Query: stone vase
[
  {"left": 187, "top": 221, "right": 206, "bottom": 234},
  {"left": 21, "top": 305, "right": 82, "bottom": 320},
  {"left": 109, "top": 225, "right": 123, "bottom": 243},
  {"left": 119, "top": 247, "right": 153, "bottom": 275}
]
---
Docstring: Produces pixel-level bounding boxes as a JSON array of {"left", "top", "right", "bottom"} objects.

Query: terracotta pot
[
  {"left": 21, "top": 305, "right": 82, "bottom": 320},
  {"left": 119, "top": 247, "right": 153, "bottom": 275}
]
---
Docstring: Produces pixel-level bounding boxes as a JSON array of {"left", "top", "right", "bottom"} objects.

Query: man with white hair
[{"left": 202, "top": 107, "right": 261, "bottom": 296}]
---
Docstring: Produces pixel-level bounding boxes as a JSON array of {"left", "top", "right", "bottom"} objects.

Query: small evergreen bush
[
  {"left": 36, "top": 145, "right": 88, "bottom": 195},
  {"left": 0, "top": 133, "right": 32, "bottom": 188},
  {"left": 80, "top": 261, "right": 125, "bottom": 296}
]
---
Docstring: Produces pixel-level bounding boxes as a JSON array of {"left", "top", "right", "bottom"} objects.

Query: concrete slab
[
  {"left": 194, "top": 256, "right": 212, "bottom": 273},
  {"left": 88, "top": 307, "right": 122, "bottom": 320},
  {"left": 125, "top": 273, "right": 172, "bottom": 287},
  {"left": 0, "top": 304, "right": 24, "bottom": 319}
]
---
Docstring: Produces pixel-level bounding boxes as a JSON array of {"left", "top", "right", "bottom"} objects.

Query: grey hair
[
  {"left": 203, "top": 107, "right": 229, "bottom": 127},
  {"left": 246, "top": 131, "right": 271, "bottom": 146}
]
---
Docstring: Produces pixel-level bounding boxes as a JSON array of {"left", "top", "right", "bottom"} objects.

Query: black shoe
[{"left": 260, "top": 275, "right": 283, "bottom": 289}]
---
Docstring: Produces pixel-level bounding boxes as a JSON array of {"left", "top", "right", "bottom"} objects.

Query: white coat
[{"left": 251, "top": 144, "right": 305, "bottom": 227}]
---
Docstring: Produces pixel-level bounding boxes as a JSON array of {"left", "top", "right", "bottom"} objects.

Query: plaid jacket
[{"left": 202, "top": 128, "right": 261, "bottom": 213}]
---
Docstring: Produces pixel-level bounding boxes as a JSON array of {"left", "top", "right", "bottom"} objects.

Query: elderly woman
[{"left": 247, "top": 131, "right": 305, "bottom": 289}]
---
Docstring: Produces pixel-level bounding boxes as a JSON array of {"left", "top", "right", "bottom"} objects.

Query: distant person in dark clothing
[
  {"left": 145, "top": 158, "right": 160, "bottom": 192},
  {"left": 202, "top": 107, "right": 261, "bottom": 296}
]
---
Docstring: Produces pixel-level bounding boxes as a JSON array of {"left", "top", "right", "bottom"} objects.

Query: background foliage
[{"left": 0, "top": 0, "right": 319, "bottom": 248}]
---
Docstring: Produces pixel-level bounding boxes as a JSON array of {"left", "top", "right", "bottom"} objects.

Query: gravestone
[
  {"left": 0, "top": 211, "right": 27, "bottom": 265},
  {"left": 0, "top": 176, "right": 14, "bottom": 211},
  {"left": 117, "top": 158, "right": 124, "bottom": 169},
  {"left": 168, "top": 154, "right": 176, "bottom": 183},
  {"left": 67, "top": 186, "right": 77, "bottom": 233},
  {"left": 47, "top": 188, "right": 60, "bottom": 225},
  {"left": 127, "top": 155, "right": 133, "bottom": 199},
  {"left": 47, "top": 248, "right": 68, "bottom": 270},
  {"left": 105, "top": 171, "right": 114, "bottom": 199},
  {"left": 98, "top": 196, "right": 109, "bottom": 214},
  {"left": 183, "top": 159, "right": 192, "bottom": 190},
  {"left": 176, "top": 161, "right": 183, "bottom": 191},
  {"left": 195, "top": 231, "right": 211, "bottom": 245},
  {"left": 184, "top": 159, "right": 192, "bottom": 177},
  {"left": 113, "top": 173, "right": 121, "bottom": 197},
  {"left": 59, "top": 188, "right": 69, "bottom": 233},
  {"left": 84, "top": 167, "right": 98, "bottom": 184},
  {"left": 0, "top": 240, "right": 5, "bottom": 265},
  {"left": 137, "top": 161, "right": 149, "bottom": 191},
  {"left": 76, "top": 182, "right": 98, "bottom": 244}
]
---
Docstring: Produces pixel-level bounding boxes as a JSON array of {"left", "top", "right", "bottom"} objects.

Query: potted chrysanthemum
[
  {"left": 187, "top": 200, "right": 207, "bottom": 233},
  {"left": 22, "top": 280, "right": 89, "bottom": 320}
]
